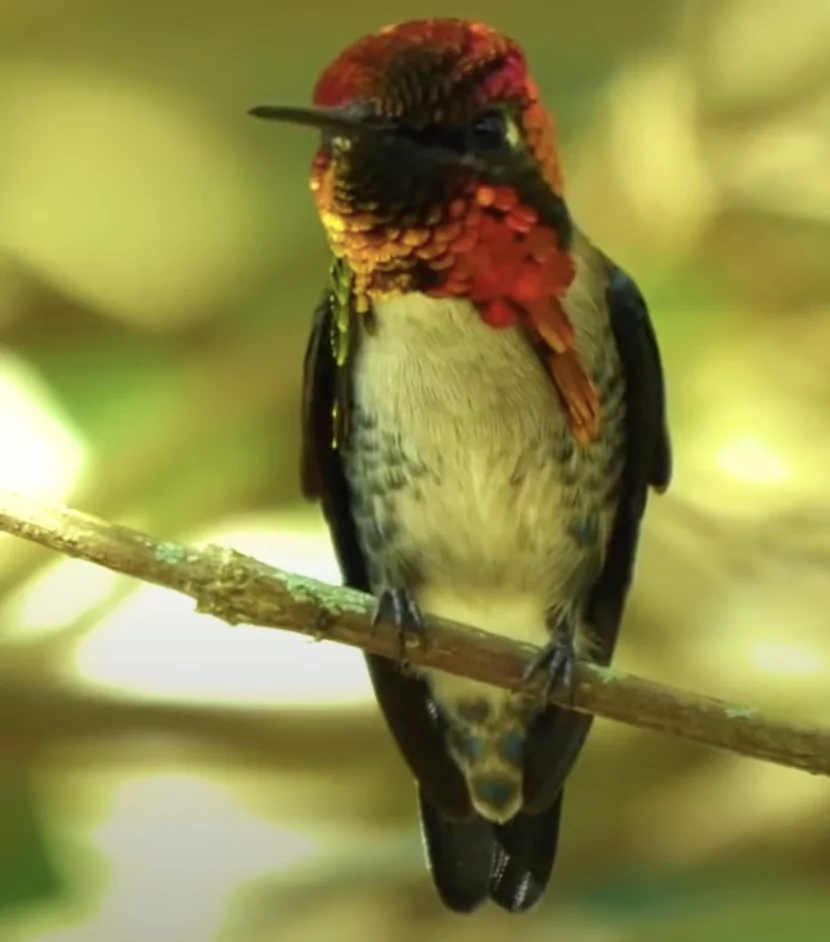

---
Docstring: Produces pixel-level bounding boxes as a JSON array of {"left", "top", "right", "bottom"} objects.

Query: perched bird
[{"left": 251, "top": 17, "right": 671, "bottom": 914}]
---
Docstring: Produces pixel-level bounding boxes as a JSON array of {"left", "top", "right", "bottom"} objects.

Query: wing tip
[
  {"left": 419, "top": 792, "right": 563, "bottom": 915},
  {"left": 650, "top": 429, "right": 673, "bottom": 494},
  {"left": 489, "top": 869, "right": 546, "bottom": 913},
  {"left": 488, "top": 794, "right": 564, "bottom": 913},
  {"left": 418, "top": 790, "right": 494, "bottom": 915},
  {"left": 435, "top": 884, "right": 490, "bottom": 915}
]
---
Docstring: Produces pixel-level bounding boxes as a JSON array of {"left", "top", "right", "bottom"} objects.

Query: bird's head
[{"left": 251, "top": 18, "right": 575, "bottom": 323}]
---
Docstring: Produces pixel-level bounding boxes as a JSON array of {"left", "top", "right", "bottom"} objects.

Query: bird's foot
[
  {"left": 372, "top": 588, "right": 425, "bottom": 667},
  {"left": 521, "top": 621, "right": 579, "bottom": 706}
]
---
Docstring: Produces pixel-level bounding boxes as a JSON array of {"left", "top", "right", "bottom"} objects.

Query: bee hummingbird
[{"left": 251, "top": 17, "right": 671, "bottom": 914}]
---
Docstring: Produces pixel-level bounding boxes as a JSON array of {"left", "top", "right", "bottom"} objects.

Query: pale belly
[{"left": 343, "top": 293, "right": 622, "bottom": 675}]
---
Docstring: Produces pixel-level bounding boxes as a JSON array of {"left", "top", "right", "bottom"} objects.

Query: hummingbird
[{"left": 251, "top": 17, "right": 671, "bottom": 914}]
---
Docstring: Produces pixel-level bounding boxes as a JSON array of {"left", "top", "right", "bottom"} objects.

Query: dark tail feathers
[{"left": 418, "top": 789, "right": 563, "bottom": 914}]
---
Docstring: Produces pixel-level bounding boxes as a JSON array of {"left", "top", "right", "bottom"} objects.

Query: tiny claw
[
  {"left": 372, "top": 588, "right": 425, "bottom": 666},
  {"left": 521, "top": 626, "right": 579, "bottom": 705}
]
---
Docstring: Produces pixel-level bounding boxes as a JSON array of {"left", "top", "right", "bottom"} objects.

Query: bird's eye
[{"left": 466, "top": 111, "right": 509, "bottom": 152}]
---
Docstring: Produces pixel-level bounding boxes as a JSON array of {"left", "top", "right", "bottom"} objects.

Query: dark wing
[
  {"left": 586, "top": 260, "right": 671, "bottom": 646},
  {"left": 301, "top": 289, "right": 471, "bottom": 820},
  {"left": 418, "top": 790, "right": 494, "bottom": 912},
  {"left": 522, "top": 260, "right": 672, "bottom": 813},
  {"left": 300, "top": 291, "right": 367, "bottom": 586}
]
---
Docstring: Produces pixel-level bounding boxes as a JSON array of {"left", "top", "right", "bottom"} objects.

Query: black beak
[
  {"left": 248, "top": 102, "right": 492, "bottom": 176},
  {"left": 247, "top": 103, "right": 394, "bottom": 140}
]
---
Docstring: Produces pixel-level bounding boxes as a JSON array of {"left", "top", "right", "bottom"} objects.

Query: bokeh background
[{"left": 0, "top": 1, "right": 828, "bottom": 940}]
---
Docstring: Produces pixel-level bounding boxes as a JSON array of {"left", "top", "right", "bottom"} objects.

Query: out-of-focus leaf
[
  {"left": 621, "top": 886, "right": 830, "bottom": 942},
  {"left": 25, "top": 337, "right": 175, "bottom": 445},
  {"left": 0, "top": 763, "right": 62, "bottom": 911}
]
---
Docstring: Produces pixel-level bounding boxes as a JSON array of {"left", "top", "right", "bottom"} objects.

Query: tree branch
[{"left": 0, "top": 490, "right": 828, "bottom": 777}]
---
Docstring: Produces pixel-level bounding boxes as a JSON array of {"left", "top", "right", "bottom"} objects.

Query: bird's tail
[{"left": 418, "top": 789, "right": 564, "bottom": 914}]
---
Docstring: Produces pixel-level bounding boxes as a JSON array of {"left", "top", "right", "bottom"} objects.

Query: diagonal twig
[{"left": 0, "top": 490, "right": 827, "bottom": 776}]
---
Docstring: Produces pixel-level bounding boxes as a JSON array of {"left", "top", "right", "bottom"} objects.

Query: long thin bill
[
  {"left": 248, "top": 103, "right": 492, "bottom": 176},
  {"left": 247, "top": 104, "right": 390, "bottom": 139}
]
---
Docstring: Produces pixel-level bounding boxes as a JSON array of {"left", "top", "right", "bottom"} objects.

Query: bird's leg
[
  {"left": 372, "top": 587, "right": 425, "bottom": 667},
  {"left": 521, "top": 614, "right": 579, "bottom": 705}
]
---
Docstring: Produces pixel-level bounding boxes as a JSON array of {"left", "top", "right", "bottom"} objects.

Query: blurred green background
[{"left": 0, "top": 1, "right": 829, "bottom": 940}]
